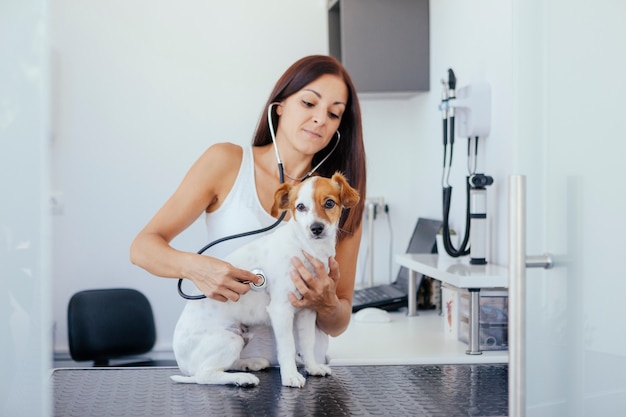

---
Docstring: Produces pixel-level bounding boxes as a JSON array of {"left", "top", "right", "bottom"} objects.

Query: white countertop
[
  {"left": 327, "top": 309, "right": 507, "bottom": 366},
  {"left": 54, "top": 309, "right": 508, "bottom": 369},
  {"left": 395, "top": 254, "right": 508, "bottom": 289}
]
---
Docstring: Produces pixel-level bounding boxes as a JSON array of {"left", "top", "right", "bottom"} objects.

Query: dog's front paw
[
  {"left": 232, "top": 358, "right": 271, "bottom": 372},
  {"left": 305, "top": 363, "right": 332, "bottom": 377},
  {"left": 281, "top": 371, "right": 306, "bottom": 388},
  {"left": 232, "top": 373, "right": 261, "bottom": 387}
]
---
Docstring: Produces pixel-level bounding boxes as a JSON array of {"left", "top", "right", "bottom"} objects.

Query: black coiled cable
[
  {"left": 441, "top": 179, "right": 471, "bottom": 257},
  {"left": 440, "top": 68, "right": 471, "bottom": 257}
]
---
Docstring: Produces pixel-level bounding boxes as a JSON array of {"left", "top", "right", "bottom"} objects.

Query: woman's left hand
[{"left": 288, "top": 251, "right": 340, "bottom": 314}]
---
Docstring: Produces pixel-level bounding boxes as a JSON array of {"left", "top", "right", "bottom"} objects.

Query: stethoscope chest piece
[{"left": 249, "top": 268, "right": 267, "bottom": 291}]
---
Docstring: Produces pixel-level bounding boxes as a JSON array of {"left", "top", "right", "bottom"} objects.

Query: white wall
[{"left": 50, "top": 0, "right": 515, "bottom": 354}]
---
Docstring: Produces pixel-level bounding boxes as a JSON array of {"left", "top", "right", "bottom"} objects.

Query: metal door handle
[
  {"left": 508, "top": 175, "right": 553, "bottom": 417},
  {"left": 526, "top": 254, "right": 553, "bottom": 269}
]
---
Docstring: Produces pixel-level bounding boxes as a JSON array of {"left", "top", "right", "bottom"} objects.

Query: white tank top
[{"left": 201, "top": 145, "right": 329, "bottom": 364}]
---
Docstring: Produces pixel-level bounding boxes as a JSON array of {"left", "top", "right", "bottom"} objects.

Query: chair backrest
[{"left": 67, "top": 288, "right": 156, "bottom": 366}]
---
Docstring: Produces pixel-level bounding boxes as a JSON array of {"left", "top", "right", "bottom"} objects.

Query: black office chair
[{"left": 67, "top": 288, "right": 176, "bottom": 367}]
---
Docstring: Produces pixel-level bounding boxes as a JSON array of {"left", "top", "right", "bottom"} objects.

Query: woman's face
[{"left": 276, "top": 74, "right": 348, "bottom": 156}]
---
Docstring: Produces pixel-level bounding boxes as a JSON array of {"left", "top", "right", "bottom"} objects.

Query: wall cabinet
[{"left": 328, "top": 0, "right": 430, "bottom": 95}]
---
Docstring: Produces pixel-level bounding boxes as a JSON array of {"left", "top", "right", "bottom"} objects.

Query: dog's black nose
[{"left": 310, "top": 222, "right": 324, "bottom": 236}]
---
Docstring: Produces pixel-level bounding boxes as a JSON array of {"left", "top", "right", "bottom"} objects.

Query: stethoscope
[{"left": 177, "top": 102, "right": 341, "bottom": 300}]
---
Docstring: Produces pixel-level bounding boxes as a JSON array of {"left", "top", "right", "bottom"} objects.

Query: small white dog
[{"left": 171, "top": 172, "right": 360, "bottom": 388}]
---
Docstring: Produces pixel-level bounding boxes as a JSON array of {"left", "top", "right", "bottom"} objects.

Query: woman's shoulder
[
  {"left": 183, "top": 142, "right": 244, "bottom": 187},
  {"left": 195, "top": 142, "right": 244, "bottom": 171},
  {"left": 203, "top": 142, "right": 243, "bottom": 160},
  {"left": 187, "top": 143, "right": 246, "bottom": 211}
]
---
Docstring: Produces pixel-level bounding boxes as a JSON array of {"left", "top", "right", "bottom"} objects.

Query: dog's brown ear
[
  {"left": 332, "top": 172, "right": 360, "bottom": 209},
  {"left": 271, "top": 183, "right": 292, "bottom": 217}
]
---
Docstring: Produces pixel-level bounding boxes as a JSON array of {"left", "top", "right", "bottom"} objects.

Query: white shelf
[
  {"left": 395, "top": 254, "right": 508, "bottom": 289},
  {"left": 327, "top": 310, "right": 507, "bottom": 366},
  {"left": 393, "top": 254, "right": 509, "bottom": 355}
]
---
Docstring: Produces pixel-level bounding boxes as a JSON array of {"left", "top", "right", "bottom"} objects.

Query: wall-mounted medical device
[
  {"left": 438, "top": 69, "right": 493, "bottom": 264},
  {"left": 468, "top": 173, "right": 493, "bottom": 264},
  {"left": 447, "top": 83, "right": 491, "bottom": 139}
]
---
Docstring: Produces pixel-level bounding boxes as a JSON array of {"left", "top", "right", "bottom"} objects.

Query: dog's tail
[{"left": 170, "top": 375, "right": 197, "bottom": 384}]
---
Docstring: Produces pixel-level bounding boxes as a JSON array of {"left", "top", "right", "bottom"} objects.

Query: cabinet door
[{"left": 329, "top": 0, "right": 429, "bottom": 94}]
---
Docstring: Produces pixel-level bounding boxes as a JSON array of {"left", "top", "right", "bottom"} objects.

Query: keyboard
[{"left": 352, "top": 284, "right": 407, "bottom": 312}]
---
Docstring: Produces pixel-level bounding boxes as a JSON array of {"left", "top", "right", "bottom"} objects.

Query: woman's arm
[
  {"left": 289, "top": 223, "right": 362, "bottom": 336},
  {"left": 130, "top": 143, "right": 260, "bottom": 301}
]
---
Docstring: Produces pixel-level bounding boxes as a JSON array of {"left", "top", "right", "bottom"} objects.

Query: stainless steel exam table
[{"left": 51, "top": 364, "right": 508, "bottom": 416}]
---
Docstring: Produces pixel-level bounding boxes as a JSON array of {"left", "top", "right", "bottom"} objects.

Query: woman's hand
[
  {"left": 183, "top": 253, "right": 262, "bottom": 302},
  {"left": 288, "top": 251, "right": 340, "bottom": 315}
]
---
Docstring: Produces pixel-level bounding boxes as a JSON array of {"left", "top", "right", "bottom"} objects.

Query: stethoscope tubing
[
  {"left": 177, "top": 102, "right": 340, "bottom": 300},
  {"left": 177, "top": 204, "right": 286, "bottom": 300},
  {"left": 177, "top": 104, "right": 288, "bottom": 300}
]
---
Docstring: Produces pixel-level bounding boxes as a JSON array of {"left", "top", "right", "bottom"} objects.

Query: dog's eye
[
  {"left": 324, "top": 199, "right": 336, "bottom": 209},
  {"left": 296, "top": 203, "right": 307, "bottom": 212}
]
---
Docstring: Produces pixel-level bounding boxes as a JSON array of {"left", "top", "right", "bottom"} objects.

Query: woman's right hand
[
  {"left": 129, "top": 144, "right": 262, "bottom": 301},
  {"left": 183, "top": 253, "right": 262, "bottom": 302}
]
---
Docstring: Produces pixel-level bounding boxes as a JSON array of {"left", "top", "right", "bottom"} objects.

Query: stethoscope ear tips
[{"left": 249, "top": 268, "right": 267, "bottom": 291}]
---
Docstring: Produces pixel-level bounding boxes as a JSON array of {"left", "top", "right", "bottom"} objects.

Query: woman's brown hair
[{"left": 252, "top": 55, "right": 366, "bottom": 240}]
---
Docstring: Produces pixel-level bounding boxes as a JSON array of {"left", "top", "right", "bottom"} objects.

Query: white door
[{"left": 513, "top": 0, "right": 626, "bottom": 416}]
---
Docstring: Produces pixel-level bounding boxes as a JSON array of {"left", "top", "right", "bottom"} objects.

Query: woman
[{"left": 130, "top": 55, "right": 366, "bottom": 360}]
